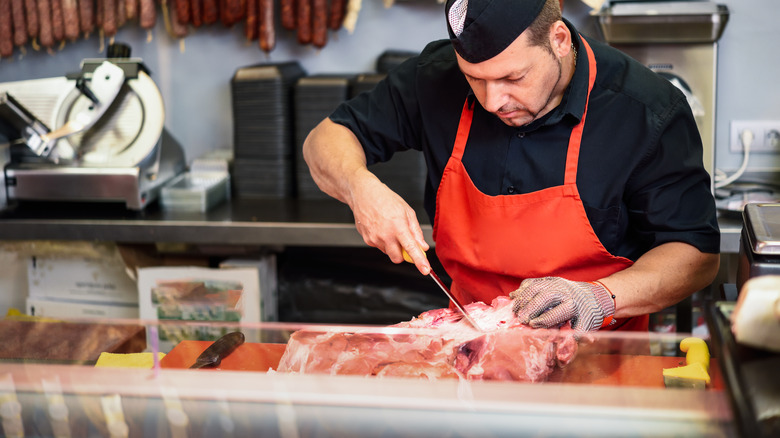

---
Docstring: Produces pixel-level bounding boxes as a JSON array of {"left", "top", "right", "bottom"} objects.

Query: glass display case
[{"left": 1, "top": 316, "right": 736, "bottom": 438}]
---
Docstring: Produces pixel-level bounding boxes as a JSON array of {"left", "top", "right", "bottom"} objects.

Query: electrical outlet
[{"left": 730, "top": 120, "right": 780, "bottom": 153}]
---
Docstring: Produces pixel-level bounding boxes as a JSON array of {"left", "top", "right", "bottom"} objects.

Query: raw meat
[{"left": 277, "top": 296, "right": 578, "bottom": 382}]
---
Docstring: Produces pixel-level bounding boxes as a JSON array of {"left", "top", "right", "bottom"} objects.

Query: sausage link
[
  {"left": 259, "top": 0, "right": 274, "bottom": 52},
  {"left": 51, "top": 0, "right": 64, "bottom": 42},
  {"left": 139, "top": 0, "right": 155, "bottom": 29},
  {"left": 311, "top": 0, "right": 326, "bottom": 48},
  {"left": 280, "top": 0, "right": 295, "bottom": 30},
  {"left": 296, "top": 0, "right": 311, "bottom": 44},
  {"left": 164, "top": 0, "right": 187, "bottom": 38},
  {"left": 62, "top": 0, "right": 80, "bottom": 41},
  {"left": 37, "top": 0, "right": 54, "bottom": 48},
  {"left": 102, "top": 0, "right": 116, "bottom": 37},
  {"left": 116, "top": 0, "right": 127, "bottom": 28},
  {"left": 190, "top": 0, "right": 202, "bottom": 27},
  {"left": 221, "top": 0, "right": 244, "bottom": 27},
  {"left": 202, "top": 0, "right": 217, "bottom": 24},
  {"left": 79, "top": 0, "right": 95, "bottom": 35},
  {"left": 10, "top": 0, "right": 27, "bottom": 47},
  {"left": 174, "top": 0, "right": 189, "bottom": 24},
  {"left": 1, "top": 0, "right": 13, "bottom": 57},
  {"left": 328, "top": 0, "right": 345, "bottom": 30},
  {"left": 245, "top": 0, "right": 257, "bottom": 41},
  {"left": 24, "top": 0, "right": 38, "bottom": 39},
  {"left": 95, "top": 0, "right": 103, "bottom": 28},
  {"left": 125, "top": 0, "right": 137, "bottom": 20}
]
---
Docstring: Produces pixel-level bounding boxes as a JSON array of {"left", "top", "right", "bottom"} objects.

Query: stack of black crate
[{"left": 231, "top": 62, "right": 306, "bottom": 198}]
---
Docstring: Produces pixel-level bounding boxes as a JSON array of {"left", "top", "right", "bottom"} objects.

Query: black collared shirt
[{"left": 329, "top": 22, "right": 720, "bottom": 261}]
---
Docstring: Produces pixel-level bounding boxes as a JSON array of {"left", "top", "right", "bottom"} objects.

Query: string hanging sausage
[
  {"left": 0, "top": 0, "right": 13, "bottom": 58},
  {"left": 24, "top": 0, "right": 38, "bottom": 41},
  {"left": 163, "top": 0, "right": 188, "bottom": 38},
  {"left": 280, "top": 0, "right": 295, "bottom": 31},
  {"left": 174, "top": 0, "right": 190, "bottom": 24},
  {"left": 245, "top": 0, "right": 257, "bottom": 41},
  {"left": 116, "top": 0, "right": 128, "bottom": 28},
  {"left": 139, "top": 0, "right": 156, "bottom": 29},
  {"left": 125, "top": 0, "right": 137, "bottom": 21},
  {"left": 37, "top": 0, "right": 54, "bottom": 49},
  {"left": 62, "top": 0, "right": 80, "bottom": 41},
  {"left": 79, "top": 0, "right": 95, "bottom": 36},
  {"left": 311, "top": 0, "right": 327, "bottom": 48},
  {"left": 190, "top": 0, "right": 202, "bottom": 27},
  {"left": 328, "top": 0, "right": 346, "bottom": 31},
  {"left": 221, "top": 0, "right": 244, "bottom": 28},
  {"left": 296, "top": 0, "right": 311, "bottom": 44},
  {"left": 51, "top": 0, "right": 65, "bottom": 43},
  {"left": 259, "top": 0, "right": 274, "bottom": 52},
  {"left": 10, "top": 0, "right": 27, "bottom": 48},
  {"left": 102, "top": 0, "right": 117, "bottom": 38},
  {"left": 202, "top": 0, "right": 218, "bottom": 24}
]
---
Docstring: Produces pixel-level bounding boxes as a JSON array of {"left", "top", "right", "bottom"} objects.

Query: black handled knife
[{"left": 189, "top": 331, "right": 245, "bottom": 369}]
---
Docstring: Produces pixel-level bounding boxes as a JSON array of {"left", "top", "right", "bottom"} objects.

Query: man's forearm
[
  {"left": 302, "top": 118, "right": 372, "bottom": 206},
  {"left": 600, "top": 242, "right": 720, "bottom": 318}
]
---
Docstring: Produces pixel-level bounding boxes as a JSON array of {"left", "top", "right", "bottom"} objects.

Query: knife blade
[
  {"left": 403, "top": 249, "right": 483, "bottom": 332},
  {"left": 189, "top": 331, "right": 245, "bottom": 369}
]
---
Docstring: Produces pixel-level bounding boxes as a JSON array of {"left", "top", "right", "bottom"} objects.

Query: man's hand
[
  {"left": 302, "top": 119, "right": 430, "bottom": 274},
  {"left": 510, "top": 277, "right": 616, "bottom": 333},
  {"left": 348, "top": 174, "right": 431, "bottom": 274}
]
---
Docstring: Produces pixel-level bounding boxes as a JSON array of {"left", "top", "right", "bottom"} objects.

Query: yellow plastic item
[
  {"left": 402, "top": 249, "right": 420, "bottom": 264},
  {"left": 662, "top": 337, "right": 711, "bottom": 389},
  {"left": 95, "top": 352, "right": 166, "bottom": 369}
]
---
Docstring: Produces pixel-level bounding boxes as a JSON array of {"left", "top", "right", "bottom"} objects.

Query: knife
[
  {"left": 403, "top": 249, "right": 483, "bottom": 332},
  {"left": 189, "top": 331, "right": 245, "bottom": 369}
]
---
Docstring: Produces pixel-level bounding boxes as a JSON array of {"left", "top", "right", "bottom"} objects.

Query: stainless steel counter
[{"left": 0, "top": 198, "right": 740, "bottom": 252}]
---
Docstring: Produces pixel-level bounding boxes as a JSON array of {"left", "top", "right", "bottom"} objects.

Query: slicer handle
[{"left": 75, "top": 78, "right": 100, "bottom": 104}]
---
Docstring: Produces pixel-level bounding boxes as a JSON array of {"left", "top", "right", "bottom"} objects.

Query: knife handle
[{"left": 402, "top": 249, "right": 424, "bottom": 264}]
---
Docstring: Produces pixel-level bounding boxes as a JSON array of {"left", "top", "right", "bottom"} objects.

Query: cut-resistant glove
[{"left": 510, "top": 277, "right": 616, "bottom": 333}]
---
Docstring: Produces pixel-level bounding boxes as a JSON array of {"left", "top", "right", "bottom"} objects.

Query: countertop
[{"left": 0, "top": 198, "right": 741, "bottom": 253}]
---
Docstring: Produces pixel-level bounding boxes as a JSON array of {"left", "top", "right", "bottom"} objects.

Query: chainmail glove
[{"left": 510, "top": 277, "right": 616, "bottom": 333}]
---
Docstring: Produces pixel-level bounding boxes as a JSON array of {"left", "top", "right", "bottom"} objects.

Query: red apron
[{"left": 433, "top": 38, "right": 648, "bottom": 331}]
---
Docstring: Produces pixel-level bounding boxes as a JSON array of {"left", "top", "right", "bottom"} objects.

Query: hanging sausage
[
  {"left": 311, "top": 0, "right": 327, "bottom": 48},
  {"left": 258, "top": 0, "right": 274, "bottom": 52},
  {"left": 62, "top": 0, "right": 81, "bottom": 41},
  {"left": 0, "top": 0, "right": 13, "bottom": 58},
  {"left": 80, "top": 0, "right": 95, "bottom": 37},
  {"left": 245, "top": 0, "right": 257, "bottom": 41},
  {"left": 10, "top": 0, "right": 27, "bottom": 51}
]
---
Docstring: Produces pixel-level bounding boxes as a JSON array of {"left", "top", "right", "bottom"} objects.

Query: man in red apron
[{"left": 302, "top": 0, "right": 721, "bottom": 335}]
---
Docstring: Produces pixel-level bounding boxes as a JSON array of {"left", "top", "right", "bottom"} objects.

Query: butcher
[{"left": 302, "top": 0, "right": 720, "bottom": 334}]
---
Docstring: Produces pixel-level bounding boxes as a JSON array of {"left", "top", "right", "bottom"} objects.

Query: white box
[
  {"left": 137, "top": 266, "right": 261, "bottom": 351},
  {"left": 27, "top": 255, "right": 138, "bottom": 305},
  {"left": 26, "top": 297, "right": 139, "bottom": 320},
  {"left": 219, "top": 255, "right": 278, "bottom": 322}
]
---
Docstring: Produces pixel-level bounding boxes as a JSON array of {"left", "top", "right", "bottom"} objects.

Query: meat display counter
[{"left": 1, "top": 316, "right": 736, "bottom": 437}]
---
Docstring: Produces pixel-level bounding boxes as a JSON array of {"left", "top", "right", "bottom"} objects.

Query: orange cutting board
[
  {"left": 160, "top": 342, "right": 723, "bottom": 389},
  {"left": 160, "top": 341, "right": 286, "bottom": 371}
]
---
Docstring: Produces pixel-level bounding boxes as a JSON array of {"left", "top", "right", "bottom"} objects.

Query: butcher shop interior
[{"left": 0, "top": 0, "right": 779, "bottom": 437}]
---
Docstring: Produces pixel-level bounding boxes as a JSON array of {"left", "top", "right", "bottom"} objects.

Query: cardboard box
[
  {"left": 26, "top": 297, "right": 140, "bottom": 320},
  {"left": 27, "top": 255, "right": 138, "bottom": 305},
  {"left": 137, "top": 266, "right": 261, "bottom": 351},
  {"left": 219, "top": 255, "right": 278, "bottom": 322}
]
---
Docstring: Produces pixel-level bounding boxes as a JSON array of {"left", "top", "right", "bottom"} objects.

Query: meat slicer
[{"left": 0, "top": 48, "right": 185, "bottom": 210}]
